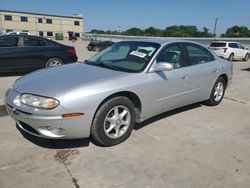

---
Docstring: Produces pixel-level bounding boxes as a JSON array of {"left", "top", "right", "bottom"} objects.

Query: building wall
[{"left": 0, "top": 10, "right": 84, "bottom": 38}]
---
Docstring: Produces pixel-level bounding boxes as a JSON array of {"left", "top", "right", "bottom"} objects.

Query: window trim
[
  {"left": 38, "top": 18, "right": 43, "bottom": 23},
  {"left": 4, "top": 15, "right": 12, "bottom": 21},
  {"left": 20, "top": 16, "right": 28, "bottom": 22},
  {"left": 46, "top": 18, "right": 52, "bottom": 24},
  {"left": 74, "top": 21, "right": 80, "bottom": 26},
  {"left": 47, "top": 31, "right": 53, "bottom": 37}
]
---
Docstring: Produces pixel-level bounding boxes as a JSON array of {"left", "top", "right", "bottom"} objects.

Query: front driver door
[{"left": 144, "top": 43, "right": 190, "bottom": 116}]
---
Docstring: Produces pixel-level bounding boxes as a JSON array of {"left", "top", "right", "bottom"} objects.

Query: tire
[
  {"left": 228, "top": 53, "right": 234, "bottom": 62},
  {"left": 45, "top": 58, "right": 63, "bottom": 68},
  {"left": 91, "top": 96, "right": 136, "bottom": 146},
  {"left": 243, "top": 53, "right": 249, "bottom": 61},
  {"left": 205, "top": 77, "right": 226, "bottom": 106}
]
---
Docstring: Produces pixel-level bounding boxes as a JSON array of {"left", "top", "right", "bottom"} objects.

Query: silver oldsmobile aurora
[{"left": 5, "top": 39, "right": 233, "bottom": 146}]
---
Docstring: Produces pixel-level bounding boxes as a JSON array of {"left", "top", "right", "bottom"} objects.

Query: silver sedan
[{"left": 5, "top": 39, "right": 233, "bottom": 146}]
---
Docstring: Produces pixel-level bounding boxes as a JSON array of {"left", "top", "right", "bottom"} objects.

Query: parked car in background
[
  {"left": 0, "top": 35, "right": 78, "bottom": 74},
  {"left": 209, "top": 41, "right": 250, "bottom": 61},
  {"left": 5, "top": 40, "right": 233, "bottom": 146},
  {"left": 6, "top": 31, "right": 30, "bottom": 35},
  {"left": 87, "top": 40, "right": 115, "bottom": 51}
]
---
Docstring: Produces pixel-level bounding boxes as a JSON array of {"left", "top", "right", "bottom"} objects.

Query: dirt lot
[{"left": 0, "top": 40, "right": 250, "bottom": 188}]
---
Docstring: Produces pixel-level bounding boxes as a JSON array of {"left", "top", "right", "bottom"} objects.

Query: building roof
[{"left": 0, "top": 9, "right": 83, "bottom": 19}]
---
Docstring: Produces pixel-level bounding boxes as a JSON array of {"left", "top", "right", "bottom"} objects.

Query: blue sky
[{"left": 0, "top": 0, "right": 249, "bottom": 34}]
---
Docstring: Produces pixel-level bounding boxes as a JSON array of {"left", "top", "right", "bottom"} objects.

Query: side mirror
[
  {"left": 245, "top": 47, "right": 248, "bottom": 50},
  {"left": 149, "top": 62, "right": 173, "bottom": 73}
]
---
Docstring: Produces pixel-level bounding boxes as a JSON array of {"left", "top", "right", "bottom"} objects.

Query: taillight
[
  {"left": 223, "top": 48, "right": 228, "bottom": 53},
  {"left": 66, "top": 49, "right": 76, "bottom": 55}
]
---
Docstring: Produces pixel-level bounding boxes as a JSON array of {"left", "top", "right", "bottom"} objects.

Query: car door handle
[
  {"left": 213, "top": 69, "right": 219, "bottom": 73},
  {"left": 182, "top": 75, "right": 189, "bottom": 80}
]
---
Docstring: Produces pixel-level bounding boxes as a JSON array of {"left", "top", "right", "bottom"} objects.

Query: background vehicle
[
  {"left": 6, "top": 31, "right": 30, "bottom": 35},
  {"left": 0, "top": 35, "right": 78, "bottom": 74},
  {"left": 87, "top": 40, "right": 115, "bottom": 51},
  {"left": 209, "top": 41, "right": 249, "bottom": 61},
  {"left": 5, "top": 40, "right": 233, "bottom": 146}
]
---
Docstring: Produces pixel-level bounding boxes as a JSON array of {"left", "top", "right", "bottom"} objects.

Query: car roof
[{"left": 122, "top": 38, "right": 206, "bottom": 46}]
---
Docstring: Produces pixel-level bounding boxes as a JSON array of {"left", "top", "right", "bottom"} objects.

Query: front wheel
[
  {"left": 91, "top": 97, "right": 136, "bottom": 146},
  {"left": 205, "top": 77, "right": 226, "bottom": 106}
]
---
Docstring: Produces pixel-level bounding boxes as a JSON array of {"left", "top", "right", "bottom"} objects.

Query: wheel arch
[
  {"left": 219, "top": 74, "right": 228, "bottom": 87},
  {"left": 92, "top": 91, "right": 142, "bottom": 124}
]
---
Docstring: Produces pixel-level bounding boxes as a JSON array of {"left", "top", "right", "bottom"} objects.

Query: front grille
[{"left": 18, "top": 122, "right": 40, "bottom": 136}]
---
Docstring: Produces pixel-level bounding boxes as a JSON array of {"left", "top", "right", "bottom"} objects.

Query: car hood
[{"left": 13, "top": 63, "right": 130, "bottom": 98}]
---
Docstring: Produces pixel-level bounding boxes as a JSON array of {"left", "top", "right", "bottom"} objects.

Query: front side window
[
  {"left": 186, "top": 43, "right": 215, "bottom": 65},
  {"left": 88, "top": 41, "right": 160, "bottom": 73},
  {"left": 20, "top": 16, "right": 28, "bottom": 22},
  {"left": 23, "top": 38, "right": 45, "bottom": 46},
  {"left": 157, "top": 44, "right": 185, "bottom": 69},
  {"left": 0, "top": 37, "right": 18, "bottom": 47},
  {"left": 4, "top": 15, "right": 12, "bottom": 21}
]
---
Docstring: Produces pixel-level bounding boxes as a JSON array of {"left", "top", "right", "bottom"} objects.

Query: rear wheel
[
  {"left": 243, "top": 53, "right": 249, "bottom": 61},
  {"left": 46, "top": 58, "right": 63, "bottom": 68},
  {"left": 205, "top": 77, "right": 226, "bottom": 106},
  {"left": 91, "top": 97, "right": 136, "bottom": 146},
  {"left": 228, "top": 53, "right": 234, "bottom": 62}
]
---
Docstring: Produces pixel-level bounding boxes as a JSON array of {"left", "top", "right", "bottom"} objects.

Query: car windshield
[
  {"left": 210, "top": 42, "right": 226, "bottom": 47},
  {"left": 87, "top": 41, "right": 160, "bottom": 73}
]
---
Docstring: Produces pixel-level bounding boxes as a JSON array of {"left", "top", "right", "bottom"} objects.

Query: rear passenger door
[
  {"left": 18, "top": 37, "right": 47, "bottom": 71},
  {"left": 184, "top": 43, "right": 219, "bottom": 103}
]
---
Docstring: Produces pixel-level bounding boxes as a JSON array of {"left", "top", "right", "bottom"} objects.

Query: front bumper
[{"left": 5, "top": 89, "right": 92, "bottom": 139}]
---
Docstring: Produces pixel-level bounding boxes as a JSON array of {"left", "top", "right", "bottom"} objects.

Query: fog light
[
  {"left": 47, "top": 127, "right": 66, "bottom": 135},
  {"left": 38, "top": 126, "right": 66, "bottom": 137}
]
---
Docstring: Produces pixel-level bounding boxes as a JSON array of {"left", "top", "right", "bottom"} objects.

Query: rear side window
[
  {"left": 186, "top": 43, "right": 215, "bottom": 65},
  {"left": 210, "top": 42, "right": 226, "bottom": 47},
  {"left": 23, "top": 38, "right": 46, "bottom": 46},
  {"left": 0, "top": 37, "right": 18, "bottom": 47},
  {"left": 228, "top": 43, "right": 238, "bottom": 48}
]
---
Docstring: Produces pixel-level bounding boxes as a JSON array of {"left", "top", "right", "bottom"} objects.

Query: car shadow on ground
[
  {"left": 0, "top": 73, "right": 25, "bottom": 77},
  {"left": 134, "top": 103, "right": 202, "bottom": 130},
  {"left": 241, "top": 68, "right": 250, "bottom": 72},
  {"left": 16, "top": 103, "right": 202, "bottom": 149}
]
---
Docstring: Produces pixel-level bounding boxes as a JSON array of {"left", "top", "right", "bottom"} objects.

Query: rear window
[{"left": 210, "top": 43, "right": 226, "bottom": 47}]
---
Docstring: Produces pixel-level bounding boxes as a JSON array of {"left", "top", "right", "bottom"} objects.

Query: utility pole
[{"left": 213, "top": 18, "right": 218, "bottom": 37}]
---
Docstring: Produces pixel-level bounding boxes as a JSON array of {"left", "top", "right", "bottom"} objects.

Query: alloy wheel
[{"left": 104, "top": 105, "right": 131, "bottom": 139}]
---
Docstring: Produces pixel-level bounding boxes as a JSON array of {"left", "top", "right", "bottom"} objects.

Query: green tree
[
  {"left": 222, "top": 26, "right": 250, "bottom": 37},
  {"left": 123, "top": 27, "right": 144, "bottom": 36}
]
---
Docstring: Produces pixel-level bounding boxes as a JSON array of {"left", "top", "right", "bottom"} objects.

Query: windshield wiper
[
  {"left": 84, "top": 60, "right": 120, "bottom": 71},
  {"left": 99, "top": 62, "right": 120, "bottom": 71}
]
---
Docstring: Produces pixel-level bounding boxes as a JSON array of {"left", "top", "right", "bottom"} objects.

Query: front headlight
[{"left": 19, "top": 94, "right": 59, "bottom": 109}]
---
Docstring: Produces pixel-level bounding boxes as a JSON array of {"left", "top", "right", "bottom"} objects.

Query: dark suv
[{"left": 0, "top": 35, "right": 78, "bottom": 74}]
